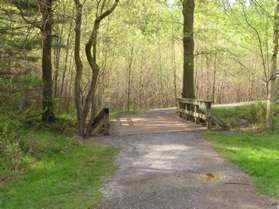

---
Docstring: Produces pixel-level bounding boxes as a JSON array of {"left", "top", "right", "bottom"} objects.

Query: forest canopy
[{"left": 0, "top": 0, "right": 278, "bottom": 130}]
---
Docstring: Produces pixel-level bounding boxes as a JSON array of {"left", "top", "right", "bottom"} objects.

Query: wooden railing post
[
  {"left": 103, "top": 107, "right": 110, "bottom": 135},
  {"left": 177, "top": 98, "right": 213, "bottom": 129},
  {"left": 90, "top": 107, "right": 110, "bottom": 136},
  {"left": 205, "top": 102, "right": 212, "bottom": 129},
  {"left": 194, "top": 105, "right": 198, "bottom": 123}
]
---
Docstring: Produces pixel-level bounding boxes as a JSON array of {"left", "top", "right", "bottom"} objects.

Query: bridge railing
[
  {"left": 177, "top": 98, "right": 213, "bottom": 129},
  {"left": 91, "top": 107, "right": 110, "bottom": 136}
]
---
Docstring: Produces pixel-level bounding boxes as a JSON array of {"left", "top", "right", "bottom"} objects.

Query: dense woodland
[
  {"left": 0, "top": 0, "right": 279, "bottom": 140},
  {"left": 1, "top": 0, "right": 278, "bottom": 114}
]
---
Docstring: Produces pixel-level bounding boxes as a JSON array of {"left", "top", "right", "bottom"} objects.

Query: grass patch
[
  {"left": 212, "top": 103, "right": 267, "bottom": 128},
  {"left": 110, "top": 110, "right": 122, "bottom": 120},
  {"left": 0, "top": 129, "right": 118, "bottom": 209},
  {"left": 205, "top": 131, "right": 279, "bottom": 197}
]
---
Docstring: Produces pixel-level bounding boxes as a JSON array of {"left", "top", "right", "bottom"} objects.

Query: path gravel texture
[{"left": 95, "top": 109, "right": 277, "bottom": 209}]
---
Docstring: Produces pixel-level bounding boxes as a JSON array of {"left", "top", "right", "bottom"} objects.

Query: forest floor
[{"left": 95, "top": 109, "right": 278, "bottom": 209}]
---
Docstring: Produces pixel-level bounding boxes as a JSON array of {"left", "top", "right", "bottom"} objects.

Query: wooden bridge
[
  {"left": 177, "top": 98, "right": 228, "bottom": 130},
  {"left": 91, "top": 98, "right": 228, "bottom": 136},
  {"left": 109, "top": 108, "right": 206, "bottom": 136}
]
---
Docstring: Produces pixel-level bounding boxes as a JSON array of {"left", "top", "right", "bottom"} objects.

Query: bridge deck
[{"left": 110, "top": 108, "right": 206, "bottom": 136}]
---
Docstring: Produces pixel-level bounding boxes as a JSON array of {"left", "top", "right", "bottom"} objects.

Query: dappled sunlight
[
  {"left": 149, "top": 144, "right": 190, "bottom": 152},
  {"left": 219, "top": 143, "right": 279, "bottom": 161},
  {"left": 207, "top": 131, "right": 279, "bottom": 197},
  {"left": 133, "top": 144, "right": 191, "bottom": 170},
  {"left": 30, "top": 160, "right": 56, "bottom": 171},
  {"left": 111, "top": 110, "right": 206, "bottom": 136}
]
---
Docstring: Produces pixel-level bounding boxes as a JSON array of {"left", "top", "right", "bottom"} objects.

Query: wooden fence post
[
  {"left": 104, "top": 108, "right": 110, "bottom": 135},
  {"left": 177, "top": 98, "right": 213, "bottom": 129},
  {"left": 205, "top": 102, "right": 212, "bottom": 129}
]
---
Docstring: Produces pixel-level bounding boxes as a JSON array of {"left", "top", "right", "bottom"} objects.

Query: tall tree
[
  {"left": 39, "top": 0, "right": 55, "bottom": 122},
  {"left": 182, "top": 0, "right": 195, "bottom": 99},
  {"left": 10, "top": 0, "right": 55, "bottom": 122},
  {"left": 73, "top": 0, "right": 119, "bottom": 137},
  {"left": 266, "top": 0, "right": 279, "bottom": 129}
]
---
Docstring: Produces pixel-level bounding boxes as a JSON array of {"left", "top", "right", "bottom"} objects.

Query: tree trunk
[
  {"left": 171, "top": 24, "right": 177, "bottom": 103},
  {"left": 182, "top": 0, "right": 195, "bottom": 99},
  {"left": 60, "top": 7, "right": 74, "bottom": 97},
  {"left": 53, "top": 26, "right": 64, "bottom": 98},
  {"left": 40, "top": 0, "right": 55, "bottom": 123},
  {"left": 126, "top": 47, "right": 134, "bottom": 112},
  {"left": 73, "top": 0, "right": 119, "bottom": 138},
  {"left": 266, "top": 0, "right": 279, "bottom": 129},
  {"left": 73, "top": 0, "right": 85, "bottom": 137}
]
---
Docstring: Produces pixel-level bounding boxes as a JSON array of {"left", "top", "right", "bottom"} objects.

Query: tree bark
[
  {"left": 73, "top": 0, "right": 85, "bottom": 136},
  {"left": 266, "top": 0, "right": 279, "bottom": 129},
  {"left": 126, "top": 47, "right": 134, "bottom": 112},
  {"left": 171, "top": 24, "right": 177, "bottom": 103},
  {"left": 212, "top": 52, "right": 217, "bottom": 102},
  {"left": 53, "top": 25, "right": 64, "bottom": 98},
  {"left": 40, "top": 0, "right": 55, "bottom": 123},
  {"left": 73, "top": 0, "right": 119, "bottom": 138},
  {"left": 182, "top": 0, "right": 195, "bottom": 99},
  {"left": 60, "top": 15, "right": 74, "bottom": 97}
]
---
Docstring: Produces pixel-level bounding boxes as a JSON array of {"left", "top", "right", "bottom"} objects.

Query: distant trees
[
  {"left": 2, "top": 0, "right": 279, "bottom": 131},
  {"left": 182, "top": 0, "right": 195, "bottom": 99}
]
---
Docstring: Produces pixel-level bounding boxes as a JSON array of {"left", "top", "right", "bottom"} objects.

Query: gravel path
[{"left": 95, "top": 109, "right": 277, "bottom": 209}]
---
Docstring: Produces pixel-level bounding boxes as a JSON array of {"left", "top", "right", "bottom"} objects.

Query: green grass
[
  {"left": 110, "top": 110, "right": 122, "bottom": 120},
  {"left": 212, "top": 103, "right": 267, "bottom": 127},
  {"left": 0, "top": 130, "right": 119, "bottom": 209},
  {"left": 205, "top": 131, "right": 279, "bottom": 197}
]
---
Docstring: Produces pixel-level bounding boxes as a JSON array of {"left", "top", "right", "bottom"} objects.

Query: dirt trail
[{"left": 96, "top": 109, "right": 277, "bottom": 209}]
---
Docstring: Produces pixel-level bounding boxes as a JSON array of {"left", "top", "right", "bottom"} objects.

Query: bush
[
  {"left": 20, "top": 131, "right": 70, "bottom": 157},
  {"left": 0, "top": 75, "right": 41, "bottom": 113},
  {"left": 0, "top": 121, "right": 77, "bottom": 177},
  {"left": 0, "top": 124, "right": 24, "bottom": 176},
  {"left": 212, "top": 102, "right": 267, "bottom": 128}
]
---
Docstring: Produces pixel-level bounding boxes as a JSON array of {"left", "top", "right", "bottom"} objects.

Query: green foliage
[
  {"left": 212, "top": 103, "right": 267, "bottom": 128},
  {"left": 0, "top": 124, "right": 23, "bottom": 176},
  {"left": 7, "top": 0, "right": 38, "bottom": 10},
  {"left": 20, "top": 131, "right": 70, "bottom": 157},
  {"left": 206, "top": 131, "right": 279, "bottom": 197},
  {"left": 0, "top": 137, "right": 118, "bottom": 209},
  {"left": 0, "top": 0, "right": 40, "bottom": 82},
  {"left": 0, "top": 116, "right": 72, "bottom": 177},
  {"left": 0, "top": 104, "right": 77, "bottom": 178},
  {"left": 36, "top": 114, "right": 77, "bottom": 136},
  {"left": 110, "top": 110, "right": 122, "bottom": 120},
  {"left": 0, "top": 75, "right": 41, "bottom": 120}
]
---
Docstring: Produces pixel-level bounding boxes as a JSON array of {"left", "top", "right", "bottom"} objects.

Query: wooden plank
[
  {"left": 177, "top": 97, "right": 213, "bottom": 129},
  {"left": 178, "top": 98, "right": 213, "bottom": 105},
  {"left": 91, "top": 108, "right": 110, "bottom": 136},
  {"left": 177, "top": 97, "right": 229, "bottom": 130},
  {"left": 179, "top": 109, "right": 207, "bottom": 120}
]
